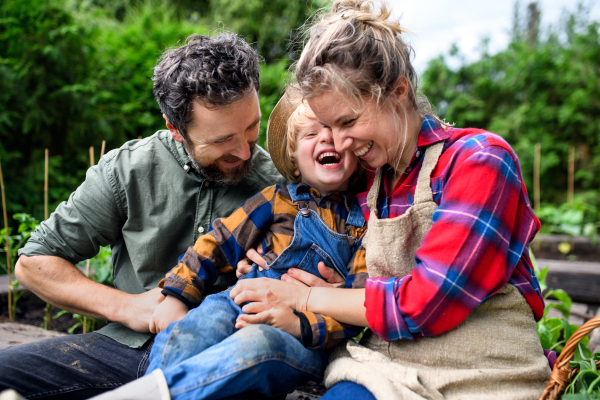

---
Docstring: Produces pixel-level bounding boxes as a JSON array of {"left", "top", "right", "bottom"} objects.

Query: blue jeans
[
  {"left": 0, "top": 333, "right": 153, "bottom": 399},
  {"left": 146, "top": 184, "right": 365, "bottom": 399},
  {"left": 147, "top": 292, "right": 326, "bottom": 399}
]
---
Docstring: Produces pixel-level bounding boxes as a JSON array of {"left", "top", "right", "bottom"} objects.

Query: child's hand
[
  {"left": 235, "top": 290, "right": 301, "bottom": 339},
  {"left": 149, "top": 295, "right": 189, "bottom": 334}
]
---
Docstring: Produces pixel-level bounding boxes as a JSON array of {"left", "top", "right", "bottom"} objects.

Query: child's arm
[
  {"left": 159, "top": 185, "right": 283, "bottom": 308},
  {"left": 149, "top": 295, "right": 189, "bottom": 334}
]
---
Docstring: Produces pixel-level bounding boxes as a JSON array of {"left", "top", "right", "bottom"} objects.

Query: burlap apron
[{"left": 324, "top": 142, "right": 550, "bottom": 400}]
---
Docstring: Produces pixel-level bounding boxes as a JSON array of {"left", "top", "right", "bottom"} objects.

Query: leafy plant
[
  {"left": 532, "top": 250, "right": 589, "bottom": 354},
  {"left": 0, "top": 213, "right": 39, "bottom": 319},
  {"left": 53, "top": 310, "right": 105, "bottom": 334},
  {"left": 535, "top": 195, "right": 600, "bottom": 244},
  {"left": 562, "top": 352, "right": 600, "bottom": 398}
]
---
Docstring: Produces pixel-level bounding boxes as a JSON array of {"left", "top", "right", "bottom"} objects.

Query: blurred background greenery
[{"left": 0, "top": 0, "right": 599, "bottom": 253}]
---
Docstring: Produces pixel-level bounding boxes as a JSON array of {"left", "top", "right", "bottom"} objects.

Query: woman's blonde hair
[{"left": 294, "top": 0, "right": 443, "bottom": 169}]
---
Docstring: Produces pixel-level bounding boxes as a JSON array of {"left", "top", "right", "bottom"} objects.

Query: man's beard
[{"left": 184, "top": 141, "right": 255, "bottom": 186}]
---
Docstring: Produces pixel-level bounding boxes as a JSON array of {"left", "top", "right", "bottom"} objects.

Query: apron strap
[
  {"left": 414, "top": 141, "right": 445, "bottom": 205},
  {"left": 365, "top": 141, "right": 445, "bottom": 212},
  {"left": 366, "top": 168, "right": 383, "bottom": 213}
]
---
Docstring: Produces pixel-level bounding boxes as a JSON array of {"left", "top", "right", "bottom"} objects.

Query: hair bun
[{"left": 331, "top": 0, "right": 408, "bottom": 36}]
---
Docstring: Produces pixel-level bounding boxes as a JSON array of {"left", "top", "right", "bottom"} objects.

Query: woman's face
[{"left": 307, "top": 91, "right": 401, "bottom": 170}]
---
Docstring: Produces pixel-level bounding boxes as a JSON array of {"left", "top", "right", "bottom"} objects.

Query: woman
[{"left": 231, "top": 1, "right": 551, "bottom": 399}]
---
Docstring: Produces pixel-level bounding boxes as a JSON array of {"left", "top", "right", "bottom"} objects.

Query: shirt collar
[
  {"left": 293, "top": 183, "right": 354, "bottom": 212},
  {"left": 417, "top": 114, "right": 450, "bottom": 148}
]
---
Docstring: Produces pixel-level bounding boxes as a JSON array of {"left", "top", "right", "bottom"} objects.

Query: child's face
[{"left": 295, "top": 118, "right": 358, "bottom": 194}]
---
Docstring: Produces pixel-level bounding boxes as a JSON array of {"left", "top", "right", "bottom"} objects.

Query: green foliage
[
  {"left": 562, "top": 351, "right": 600, "bottom": 398},
  {"left": 532, "top": 251, "right": 588, "bottom": 354},
  {"left": 535, "top": 194, "right": 600, "bottom": 243},
  {"left": 0, "top": 0, "right": 300, "bottom": 225},
  {"left": 0, "top": 213, "right": 40, "bottom": 275},
  {"left": 76, "top": 246, "right": 114, "bottom": 286},
  {"left": 209, "top": 0, "right": 320, "bottom": 62},
  {"left": 422, "top": 3, "right": 600, "bottom": 205}
]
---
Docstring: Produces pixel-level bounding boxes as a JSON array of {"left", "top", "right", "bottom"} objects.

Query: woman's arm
[
  {"left": 364, "top": 142, "right": 542, "bottom": 342},
  {"left": 230, "top": 278, "right": 368, "bottom": 326}
]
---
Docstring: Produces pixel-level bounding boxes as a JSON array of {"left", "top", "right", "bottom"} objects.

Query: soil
[{"left": 0, "top": 290, "right": 103, "bottom": 334}]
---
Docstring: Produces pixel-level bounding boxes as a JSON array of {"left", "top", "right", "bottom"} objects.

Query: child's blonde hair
[{"left": 280, "top": 102, "right": 318, "bottom": 183}]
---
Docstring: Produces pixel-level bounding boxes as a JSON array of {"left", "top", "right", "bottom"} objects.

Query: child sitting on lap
[{"left": 92, "top": 89, "right": 368, "bottom": 400}]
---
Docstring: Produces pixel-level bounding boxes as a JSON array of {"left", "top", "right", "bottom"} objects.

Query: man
[{"left": 0, "top": 33, "right": 286, "bottom": 399}]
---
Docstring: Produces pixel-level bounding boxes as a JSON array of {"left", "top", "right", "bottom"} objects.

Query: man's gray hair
[{"left": 153, "top": 33, "right": 261, "bottom": 140}]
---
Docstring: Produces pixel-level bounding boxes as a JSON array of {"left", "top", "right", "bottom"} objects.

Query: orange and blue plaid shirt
[
  {"left": 160, "top": 183, "right": 368, "bottom": 349},
  {"left": 359, "top": 115, "right": 544, "bottom": 342}
]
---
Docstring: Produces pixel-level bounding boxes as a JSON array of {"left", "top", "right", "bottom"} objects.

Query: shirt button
[
  {"left": 204, "top": 181, "right": 210, "bottom": 188},
  {"left": 198, "top": 226, "right": 205, "bottom": 233},
  {"left": 415, "top": 150, "right": 421, "bottom": 158},
  {"left": 183, "top": 165, "right": 190, "bottom": 171}
]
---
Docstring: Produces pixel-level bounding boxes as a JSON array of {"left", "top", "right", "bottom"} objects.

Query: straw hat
[{"left": 266, "top": 87, "right": 304, "bottom": 180}]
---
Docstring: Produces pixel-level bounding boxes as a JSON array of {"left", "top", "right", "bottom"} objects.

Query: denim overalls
[{"left": 146, "top": 184, "right": 365, "bottom": 400}]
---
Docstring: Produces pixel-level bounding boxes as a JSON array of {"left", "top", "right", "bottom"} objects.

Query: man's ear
[{"left": 164, "top": 114, "right": 184, "bottom": 143}]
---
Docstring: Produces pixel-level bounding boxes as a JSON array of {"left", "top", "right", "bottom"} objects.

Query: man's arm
[{"left": 16, "top": 255, "right": 165, "bottom": 332}]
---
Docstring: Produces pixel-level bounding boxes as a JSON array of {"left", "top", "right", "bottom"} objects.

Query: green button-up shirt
[{"left": 19, "top": 130, "right": 287, "bottom": 347}]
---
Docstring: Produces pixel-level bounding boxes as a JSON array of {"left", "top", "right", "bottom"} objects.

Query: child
[{"left": 92, "top": 89, "right": 368, "bottom": 400}]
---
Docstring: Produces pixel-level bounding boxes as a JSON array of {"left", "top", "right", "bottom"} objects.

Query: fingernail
[{"left": 288, "top": 269, "right": 294, "bottom": 275}]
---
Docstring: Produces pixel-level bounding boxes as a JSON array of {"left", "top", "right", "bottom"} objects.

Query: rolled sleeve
[{"left": 19, "top": 152, "right": 124, "bottom": 264}]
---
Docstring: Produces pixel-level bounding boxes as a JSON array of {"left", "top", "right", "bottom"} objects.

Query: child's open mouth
[{"left": 317, "top": 151, "right": 342, "bottom": 167}]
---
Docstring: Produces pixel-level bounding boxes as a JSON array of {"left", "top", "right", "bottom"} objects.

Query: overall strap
[
  {"left": 346, "top": 198, "right": 366, "bottom": 229},
  {"left": 287, "top": 183, "right": 311, "bottom": 203},
  {"left": 413, "top": 141, "right": 444, "bottom": 205}
]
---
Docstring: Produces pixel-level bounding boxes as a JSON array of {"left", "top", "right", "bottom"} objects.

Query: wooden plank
[{"left": 539, "top": 259, "right": 600, "bottom": 304}]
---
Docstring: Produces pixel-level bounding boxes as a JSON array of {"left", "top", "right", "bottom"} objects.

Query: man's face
[{"left": 168, "top": 91, "right": 261, "bottom": 185}]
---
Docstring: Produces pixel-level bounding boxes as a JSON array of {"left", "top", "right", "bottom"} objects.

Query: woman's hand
[
  {"left": 281, "top": 262, "right": 345, "bottom": 287},
  {"left": 235, "top": 291, "right": 301, "bottom": 339},
  {"left": 230, "top": 278, "right": 308, "bottom": 313}
]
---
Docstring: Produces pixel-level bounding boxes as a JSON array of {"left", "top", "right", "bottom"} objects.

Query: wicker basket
[{"left": 539, "top": 315, "right": 600, "bottom": 400}]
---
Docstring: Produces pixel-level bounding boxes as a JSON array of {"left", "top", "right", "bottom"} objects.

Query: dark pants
[{"left": 0, "top": 333, "right": 153, "bottom": 399}]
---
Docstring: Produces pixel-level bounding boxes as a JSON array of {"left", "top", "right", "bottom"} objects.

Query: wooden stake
[
  {"left": 44, "top": 149, "right": 52, "bottom": 330},
  {"left": 0, "top": 157, "right": 13, "bottom": 321},
  {"left": 534, "top": 143, "right": 541, "bottom": 211},
  {"left": 100, "top": 140, "right": 106, "bottom": 160},
  {"left": 137, "top": 136, "right": 142, "bottom": 140},
  {"left": 89, "top": 146, "right": 95, "bottom": 168},
  {"left": 568, "top": 146, "right": 575, "bottom": 205}
]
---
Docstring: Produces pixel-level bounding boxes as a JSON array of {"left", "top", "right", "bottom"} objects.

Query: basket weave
[{"left": 539, "top": 315, "right": 600, "bottom": 400}]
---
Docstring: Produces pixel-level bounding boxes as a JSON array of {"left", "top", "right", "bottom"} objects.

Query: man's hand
[
  {"left": 235, "top": 291, "right": 301, "bottom": 339},
  {"left": 16, "top": 256, "right": 168, "bottom": 333},
  {"left": 149, "top": 295, "right": 189, "bottom": 334},
  {"left": 119, "top": 288, "right": 167, "bottom": 332},
  {"left": 281, "top": 262, "right": 345, "bottom": 287}
]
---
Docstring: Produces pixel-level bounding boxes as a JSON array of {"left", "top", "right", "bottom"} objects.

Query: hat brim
[{"left": 266, "top": 88, "right": 303, "bottom": 180}]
